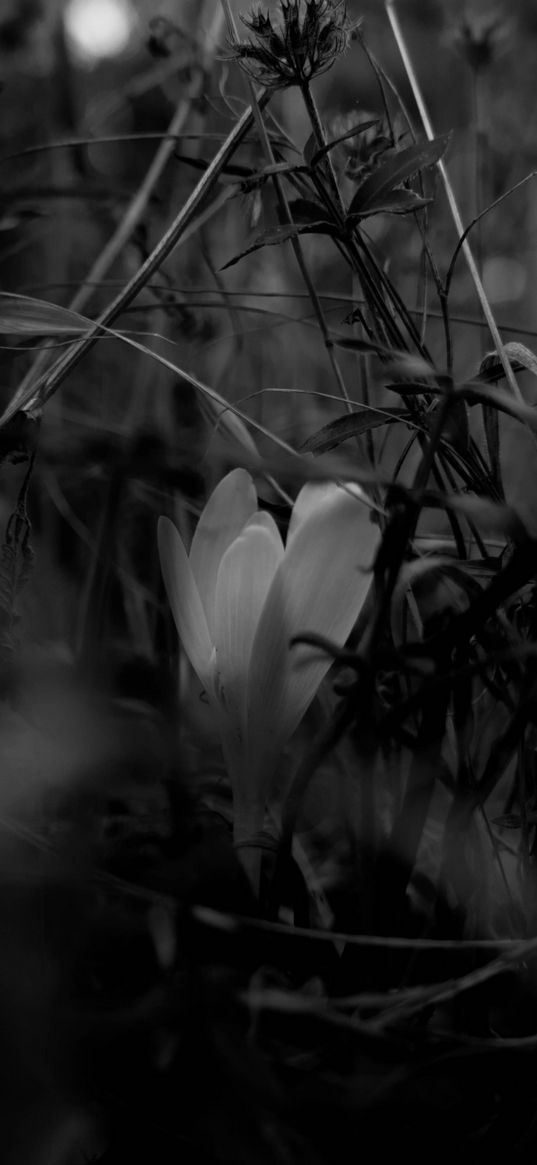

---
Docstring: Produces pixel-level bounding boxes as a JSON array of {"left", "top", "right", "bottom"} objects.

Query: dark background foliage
[{"left": 3, "top": 1, "right": 537, "bottom": 1161}]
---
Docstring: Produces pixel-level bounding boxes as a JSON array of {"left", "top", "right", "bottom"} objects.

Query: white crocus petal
[
  {"left": 287, "top": 479, "right": 370, "bottom": 545},
  {"left": 157, "top": 516, "right": 214, "bottom": 688},
  {"left": 213, "top": 514, "right": 284, "bottom": 800},
  {"left": 244, "top": 509, "right": 283, "bottom": 543},
  {"left": 189, "top": 468, "right": 257, "bottom": 637},
  {"left": 247, "top": 488, "right": 381, "bottom": 797},
  {"left": 286, "top": 480, "right": 338, "bottom": 544}
]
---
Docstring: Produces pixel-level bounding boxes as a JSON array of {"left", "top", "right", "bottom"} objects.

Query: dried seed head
[
  {"left": 231, "top": 0, "right": 356, "bottom": 88},
  {"left": 449, "top": 10, "right": 512, "bottom": 71}
]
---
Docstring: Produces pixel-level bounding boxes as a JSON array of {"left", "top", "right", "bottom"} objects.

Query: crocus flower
[{"left": 158, "top": 469, "right": 379, "bottom": 848}]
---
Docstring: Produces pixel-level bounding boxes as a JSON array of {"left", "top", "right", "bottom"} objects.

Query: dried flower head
[
  {"left": 231, "top": 0, "right": 354, "bottom": 88},
  {"left": 449, "top": 10, "right": 512, "bottom": 71}
]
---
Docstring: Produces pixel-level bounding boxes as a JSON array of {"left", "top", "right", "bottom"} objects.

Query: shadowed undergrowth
[{"left": 2, "top": 0, "right": 537, "bottom": 1160}]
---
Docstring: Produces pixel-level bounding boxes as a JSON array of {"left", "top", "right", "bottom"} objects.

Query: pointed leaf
[
  {"left": 0, "top": 292, "right": 91, "bottom": 335},
  {"left": 287, "top": 197, "right": 330, "bottom": 224},
  {"left": 199, "top": 396, "right": 260, "bottom": 464},
  {"left": 460, "top": 381, "right": 537, "bottom": 430},
  {"left": 189, "top": 469, "right": 257, "bottom": 637},
  {"left": 238, "top": 161, "right": 309, "bottom": 192},
  {"left": 348, "top": 134, "right": 450, "bottom": 216},
  {"left": 331, "top": 335, "right": 437, "bottom": 381},
  {"left": 348, "top": 188, "right": 432, "bottom": 219},
  {"left": 157, "top": 517, "right": 213, "bottom": 687},
  {"left": 300, "top": 407, "right": 410, "bottom": 454},
  {"left": 221, "top": 221, "right": 343, "bottom": 271},
  {"left": 303, "top": 131, "right": 317, "bottom": 167},
  {"left": 309, "top": 119, "right": 379, "bottom": 168},
  {"left": 171, "top": 153, "right": 251, "bottom": 180}
]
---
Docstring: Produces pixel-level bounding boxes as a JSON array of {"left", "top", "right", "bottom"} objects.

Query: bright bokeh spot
[{"left": 64, "top": 0, "right": 136, "bottom": 64}]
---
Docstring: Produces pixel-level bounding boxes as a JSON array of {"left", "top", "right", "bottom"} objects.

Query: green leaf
[
  {"left": 287, "top": 197, "right": 330, "bottom": 224},
  {"left": 221, "top": 221, "right": 343, "bottom": 270},
  {"left": 0, "top": 292, "right": 90, "bottom": 335},
  {"left": 347, "top": 133, "right": 451, "bottom": 217},
  {"left": 238, "top": 161, "right": 309, "bottom": 192},
  {"left": 347, "top": 187, "right": 432, "bottom": 219},
  {"left": 303, "top": 131, "right": 317, "bottom": 167},
  {"left": 300, "top": 407, "right": 410, "bottom": 454},
  {"left": 309, "top": 118, "right": 379, "bottom": 167}
]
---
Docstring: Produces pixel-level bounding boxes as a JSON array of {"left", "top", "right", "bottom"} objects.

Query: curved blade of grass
[
  {"left": 299, "top": 407, "right": 411, "bottom": 454},
  {"left": 0, "top": 88, "right": 271, "bottom": 429},
  {"left": 0, "top": 293, "right": 97, "bottom": 335}
]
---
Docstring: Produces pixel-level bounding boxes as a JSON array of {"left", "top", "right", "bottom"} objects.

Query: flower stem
[
  {"left": 300, "top": 80, "right": 346, "bottom": 219},
  {"left": 233, "top": 815, "right": 264, "bottom": 899},
  {"left": 220, "top": 0, "right": 353, "bottom": 412}
]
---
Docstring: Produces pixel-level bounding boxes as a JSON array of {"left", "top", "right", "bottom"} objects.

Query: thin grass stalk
[
  {"left": 12, "top": 97, "right": 192, "bottom": 407},
  {"left": 338, "top": 37, "right": 461, "bottom": 379},
  {"left": 362, "top": 387, "right": 459, "bottom": 659},
  {"left": 469, "top": 53, "right": 504, "bottom": 494},
  {"left": 219, "top": 0, "right": 353, "bottom": 413},
  {"left": 11, "top": 4, "right": 226, "bottom": 413},
  {"left": 0, "top": 89, "right": 272, "bottom": 428},
  {"left": 298, "top": 79, "right": 346, "bottom": 219},
  {"left": 82, "top": 285, "right": 537, "bottom": 342},
  {"left": 384, "top": 0, "right": 525, "bottom": 408},
  {"left": 335, "top": 33, "right": 436, "bottom": 358},
  {"left": 346, "top": 204, "right": 432, "bottom": 357}
]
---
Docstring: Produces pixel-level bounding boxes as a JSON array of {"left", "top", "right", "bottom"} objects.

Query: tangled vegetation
[{"left": 3, "top": 0, "right": 537, "bottom": 1160}]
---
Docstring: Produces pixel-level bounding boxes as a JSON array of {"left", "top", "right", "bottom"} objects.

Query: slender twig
[{"left": 26, "top": 282, "right": 537, "bottom": 340}]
